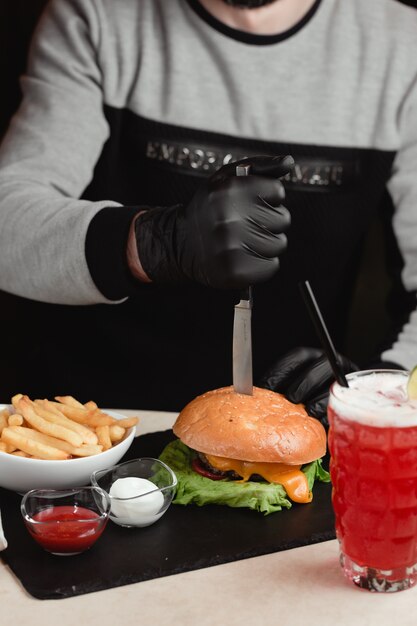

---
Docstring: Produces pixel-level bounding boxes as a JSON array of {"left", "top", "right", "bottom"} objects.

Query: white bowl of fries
[{"left": 0, "top": 394, "right": 137, "bottom": 493}]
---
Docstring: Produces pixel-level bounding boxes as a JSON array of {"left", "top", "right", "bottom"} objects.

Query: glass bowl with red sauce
[{"left": 21, "top": 486, "right": 111, "bottom": 556}]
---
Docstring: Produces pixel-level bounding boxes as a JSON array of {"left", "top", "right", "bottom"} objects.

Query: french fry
[
  {"left": 8, "top": 414, "right": 23, "bottom": 427},
  {"left": 96, "top": 425, "right": 112, "bottom": 451},
  {"left": 63, "top": 445, "right": 103, "bottom": 457},
  {"left": 83, "top": 412, "right": 115, "bottom": 428},
  {"left": 0, "top": 441, "right": 16, "bottom": 453},
  {"left": 1, "top": 427, "right": 69, "bottom": 460},
  {"left": 11, "top": 393, "right": 23, "bottom": 411},
  {"left": 83, "top": 411, "right": 138, "bottom": 429},
  {"left": 47, "top": 401, "right": 93, "bottom": 424},
  {"left": 55, "top": 395, "right": 86, "bottom": 410},
  {"left": 0, "top": 409, "right": 9, "bottom": 435},
  {"left": 109, "top": 424, "right": 126, "bottom": 443},
  {"left": 11, "top": 451, "right": 31, "bottom": 458},
  {"left": 35, "top": 398, "right": 66, "bottom": 416},
  {"left": 9, "top": 426, "right": 103, "bottom": 457},
  {"left": 84, "top": 401, "right": 98, "bottom": 410},
  {"left": 16, "top": 396, "right": 83, "bottom": 447},
  {"left": 116, "top": 417, "right": 139, "bottom": 429},
  {"left": 33, "top": 399, "right": 98, "bottom": 445},
  {"left": 49, "top": 401, "right": 136, "bottom": 431}
]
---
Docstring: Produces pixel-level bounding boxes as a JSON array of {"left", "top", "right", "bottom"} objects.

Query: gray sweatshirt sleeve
[
  {"left": 383, "top": 75, "right": 417, "bottom": 370},
  {"left": 0, "top": 0, "right": 130, "bottom": 305}
]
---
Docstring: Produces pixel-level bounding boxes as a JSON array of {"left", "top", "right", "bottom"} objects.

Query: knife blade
[
  {"left": 233, "top": 286, "right": 253, "bottom": 395},
  {"left": 232, "top": 162, "right": 253, "bottom": 395},
  {"left": 0, "top": 508, "right": 7, "bottom": 551}
]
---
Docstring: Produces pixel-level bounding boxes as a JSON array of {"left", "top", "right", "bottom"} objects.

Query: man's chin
[{"left": 221, "top": 0, "right": 278, "bottom": 8}]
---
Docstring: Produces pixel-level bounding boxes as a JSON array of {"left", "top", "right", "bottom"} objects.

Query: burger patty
[
  {"left": 196, "top": 452, "right": 264, "bottom": 482},
  {"left": 196, "top": 452, "right": 241, "bottom": 480}
]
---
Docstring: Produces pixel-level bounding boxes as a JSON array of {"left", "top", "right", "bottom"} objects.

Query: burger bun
[{"left": 173, "top": 386, "right": 326, "bottom": 465}]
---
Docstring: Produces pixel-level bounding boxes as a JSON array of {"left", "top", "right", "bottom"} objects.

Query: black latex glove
[
  {"left": 134, "top": 155, "right": 293, "bottom": 289},
  {"left": 257, "top": 347, "right": 359, "bottom": 426}
]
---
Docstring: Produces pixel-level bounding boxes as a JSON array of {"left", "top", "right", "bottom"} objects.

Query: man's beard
[{"left": 221, "top": 0, "right": 277, "bottom": 8}]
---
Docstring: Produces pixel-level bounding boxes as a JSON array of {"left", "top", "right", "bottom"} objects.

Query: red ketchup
[{"left": 27, "top": 505, "right": 107, "bottom": 554}]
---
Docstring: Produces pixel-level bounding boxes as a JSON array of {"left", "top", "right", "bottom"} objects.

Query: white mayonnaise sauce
[{"left": 109, "top": 477, "right": 164, "bottom": 527}]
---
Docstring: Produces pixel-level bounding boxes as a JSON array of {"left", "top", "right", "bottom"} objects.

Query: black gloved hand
[
  {"left": 134, "top": 155, "right": 293, "bottom": 289},
  {"left": 257, "top": 347, "right": 358, "bottom": 425}
]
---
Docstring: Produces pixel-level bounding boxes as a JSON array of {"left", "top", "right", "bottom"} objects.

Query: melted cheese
[{"left": 205, "top": 454, "right": 312, "bottom": 503}]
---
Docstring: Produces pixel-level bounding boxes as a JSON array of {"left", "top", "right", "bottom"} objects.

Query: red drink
[{"left": 328, "top": 369, "right": 417, "bottom": 592}]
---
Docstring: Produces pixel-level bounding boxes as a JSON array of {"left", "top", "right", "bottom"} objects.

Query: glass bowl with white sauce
[{"left": 90, "top": 457, "right": 177, "bottom": 528}]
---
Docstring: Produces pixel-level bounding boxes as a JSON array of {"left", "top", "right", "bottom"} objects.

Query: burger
[{"left": 159, "top": 386, "right": 329, "bottom": 514}]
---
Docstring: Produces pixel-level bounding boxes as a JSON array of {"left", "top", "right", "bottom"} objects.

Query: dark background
[{"left": 0, "top": 0, "right": 416, "bottom": 371}]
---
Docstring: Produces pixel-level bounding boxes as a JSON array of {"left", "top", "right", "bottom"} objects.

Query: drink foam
[{"left": 329, "top": 370, "right": 417, "bottom": 427}]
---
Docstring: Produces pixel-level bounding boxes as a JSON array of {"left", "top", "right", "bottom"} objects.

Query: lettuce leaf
[{"left": 159, "top": 439, "right": 330, "bottom": 515}]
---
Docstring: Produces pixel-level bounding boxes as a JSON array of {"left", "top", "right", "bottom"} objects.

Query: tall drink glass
[{"left": 328, "top": 369, "right": 417, "bottom": 592}]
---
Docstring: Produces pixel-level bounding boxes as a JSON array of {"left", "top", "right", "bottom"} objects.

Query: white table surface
[{"left": 1, "top": 409, "right": 417, "bottom": 626}]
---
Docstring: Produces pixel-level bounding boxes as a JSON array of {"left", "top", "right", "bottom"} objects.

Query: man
[{"left": 0, "top": 0, "right": 415, "bottom": 416}]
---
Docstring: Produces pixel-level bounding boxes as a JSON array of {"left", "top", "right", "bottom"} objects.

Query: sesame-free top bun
[{"left": 173, "top": 386, "right": 326, "bottom": 465}]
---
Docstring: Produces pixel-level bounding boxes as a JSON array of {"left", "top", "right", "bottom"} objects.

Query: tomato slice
[{"left": 192, "top": 457, "right": 225, "bottom": 480}]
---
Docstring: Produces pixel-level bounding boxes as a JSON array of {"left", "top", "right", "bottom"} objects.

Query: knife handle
[
  {"left": 236, "top": 163, "right": 251, "bottom": 177},
  {"left": 235, "top": 164, "right": 252, "bottom": 303},
  {"left": 239, "top": 286, "right": 252, "bottom": 303}
]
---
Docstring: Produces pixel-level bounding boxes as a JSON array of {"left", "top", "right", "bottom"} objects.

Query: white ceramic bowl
[{"left": 0, "top": 406, "right": 135, "bottom": 492}]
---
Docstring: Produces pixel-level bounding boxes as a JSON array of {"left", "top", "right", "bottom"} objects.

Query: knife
[
  {"left": 232, "top": 162, "right": 253, "bottom": 395},
  {"left": 233, "top": 286, "right": 253, "bottom": 395},
  {"left": 0, "top": 508, "right": 7, "bottom": 551}
]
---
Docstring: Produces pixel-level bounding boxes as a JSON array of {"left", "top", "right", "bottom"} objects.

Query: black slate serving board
[{"left": 0, "top": 430, "right": 335, "bottom": 600}]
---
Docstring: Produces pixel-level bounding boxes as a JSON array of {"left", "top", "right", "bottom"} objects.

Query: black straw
[{"left": 299, "top": 280, "right": 349, "bottom": 387}]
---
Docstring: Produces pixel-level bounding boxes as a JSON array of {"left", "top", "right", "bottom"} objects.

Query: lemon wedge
[{"left": 407, "top": 366, "right": 417, "bottom": 400}]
